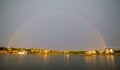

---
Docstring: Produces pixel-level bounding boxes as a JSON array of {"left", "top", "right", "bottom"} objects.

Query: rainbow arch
[{"left": 7, "top": 11, "right": 107, "bottom": 49}]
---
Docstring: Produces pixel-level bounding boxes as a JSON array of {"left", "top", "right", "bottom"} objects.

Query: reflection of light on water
[
  {"left": 85, "top": 55, "right": 116, "bottom": 70},
  {"left": 106, "top": 55, "right": 115, "bottom": 70},
  {"left": 43, "top": 54, "right": 49, "bottom": 65},
  {"left": 99, "top": 55, "right": 105, "bottom": 66},
  {"left": 66, "top": 54, "right": 69, "bottom": 64},
  {"left": 64, "top": 54, "right": 69, "bottom": 64},
  {"left": 85, "top": 55, "right": 96, "bottom": 69},
  {"left": 4, "top": 54, "right": 11, "bottom": 64},
  {"left": 67, "top": 54, "right": 69, "bottom": 58},
  {"left": 18, "top": 55, "right": 25, "bottom": 64},
  {"left": 4, "top": 54, "right": 25, "bottom": 64}
]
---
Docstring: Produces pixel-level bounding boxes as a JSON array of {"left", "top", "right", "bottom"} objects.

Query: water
[{"left": 0, "top": 54, "right": 120, "bottom": 70}]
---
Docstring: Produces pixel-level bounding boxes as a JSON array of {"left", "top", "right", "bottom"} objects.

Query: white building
[
  {"left": 105, "top": 48, "right": 114, "bottom": 54},
  {"left": 85, "top": 50, "right": 97, "bottom": 56},
  {"left": 18, "top": 51, "right": 27, "bottom": 54}
]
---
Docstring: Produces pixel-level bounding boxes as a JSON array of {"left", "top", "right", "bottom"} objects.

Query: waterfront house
[
  {"left": 98, "top": 50, "right": 105, "bottom": 55},
  {"left": 64, "top": 50, "right": 69, "bottom": 54},
  {"left": 18, "top": 51, "right": 27, "bottom": 54},
  {"left": 105, "top": 48, "right": 114, "bottom": 55},
  {"left": 85, "top": 50, "right": 97, "bottom": 56},
  {"left": 44, "top": 50, "right": 50, "bottom": 54}
]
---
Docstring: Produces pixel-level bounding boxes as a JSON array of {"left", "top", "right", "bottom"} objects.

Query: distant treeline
[
  {"left": 114, "top": 50, "right": 120, "bottom": 56},
  {"left": 0, "top": 47, "right": 86, "bottom": 55},
  {"left": 0, "top": 47, "right": 120, "bottom": 56}
]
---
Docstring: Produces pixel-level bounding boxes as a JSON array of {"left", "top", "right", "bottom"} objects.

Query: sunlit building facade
[
  {"left": 98, "top": 50, "right": 105, "bottom": 55},
  {"left": 85, "top": 50, "right": 97, "bottom": 56},
  {"left": 18, "top": 51, "right": 27, "bottom": 54},
  {"left": 105, "top": 48, "right": 114, "bottom": 55},
  {"left": 64, "top": 50, "right": 69, "bottom": 54},
  {"left": 44, "top": 50, "right": 50, "bottom": 54}
]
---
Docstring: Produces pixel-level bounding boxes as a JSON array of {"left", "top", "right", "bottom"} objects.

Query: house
[
  {"left": 85, "top": 50, "right": 97, "bottom": 56},
  {"left": 44, "top": 50, "right": 50, "bottom": 54},
  {"left": 64, "top": 50, "right": 69, "bottom": 54},
  {"left": 98, "top": 50, "right": 105, "bottom": 55},
  {"left": 105, "top": 48, "right": 114, "bottom": 55},
  {"left": 18, "top": 51, "right": 27, "bottom": 54}
]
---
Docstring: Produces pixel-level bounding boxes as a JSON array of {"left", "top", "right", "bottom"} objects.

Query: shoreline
[{"left": 0, "top": 47, "right": 120, "bottom": 56}]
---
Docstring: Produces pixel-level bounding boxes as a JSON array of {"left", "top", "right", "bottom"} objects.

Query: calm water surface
[{"left": 0, "top": 54, "right": 120, "bottom": 70}]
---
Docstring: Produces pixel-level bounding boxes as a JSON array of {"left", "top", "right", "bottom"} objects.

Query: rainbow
[{"left": 6, "top": 11, "right": 107, "bottom": 49}]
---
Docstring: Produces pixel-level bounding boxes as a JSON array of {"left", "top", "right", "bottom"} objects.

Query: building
[
  {"left": 105, "top": 48, "right": 114, "bottom": 55},
  {"left": 98, "top": 50, "right": 105, "bottom": 55},
  {"left": 18, "top": 51, "right": 27, "bottom": 54},
  {"left": 85, "top": 50, "right": 97, "bottom": 56},
  {"left": 44, "top": 50, "right": 50, "bottom": 54},
  {"left": 64, "top": 50, "right": 69, "bottom": 54}
]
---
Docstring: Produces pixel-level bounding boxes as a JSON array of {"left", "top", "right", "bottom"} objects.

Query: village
[{"left": 0, "top": 47, "right": 120, "bottom": 56}]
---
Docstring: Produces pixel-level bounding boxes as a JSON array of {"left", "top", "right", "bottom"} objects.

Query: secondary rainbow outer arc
[{"left": 6, "top": 11, "right": 107, "bottom": 49}]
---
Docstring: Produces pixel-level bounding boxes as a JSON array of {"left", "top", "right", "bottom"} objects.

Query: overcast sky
[{"left": 0, "top": 0, "right": 120, "bottom": 50}]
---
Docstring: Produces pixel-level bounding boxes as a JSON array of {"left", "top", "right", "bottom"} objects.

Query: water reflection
[
  {"left": 4, "top": 54, "right": 25, "bottom": 65},
  {"left": 1, "top": 54, "right": 119, "bottom": 70},
  {"left": 4, "top": 54, "right": 11, "bottom": 64},
  {"left": 85, "top": 55, "right": 115, "bottom": 70},
  {"left": 43, "top": 54, "right": 49, "bottom": 65},
  {"left": 85, "top": 55, "right": 97, "bottom": 69},
  {"left": 106, "top": 55, "right": 115, "bottom": 70},
  {"left": 18, "top": 54, "right": 25, "bottom": 64},
  {"left": 64, "top": 54, "right": 69, "bottom": 64}
]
